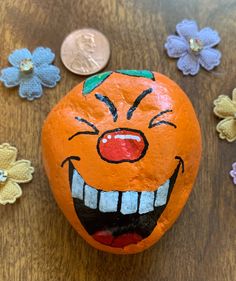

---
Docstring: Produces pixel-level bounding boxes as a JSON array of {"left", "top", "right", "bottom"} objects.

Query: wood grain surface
[{"left": 0, "top": 0, "right": 235, "bottom": 280}]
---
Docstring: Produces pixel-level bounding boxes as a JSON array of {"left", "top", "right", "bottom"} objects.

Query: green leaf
[
  {"left": 82, "top": 71, "right": 112, "bottom": 95},
  {"left": 116, "top": 70, "right": 155, "bottom": 80}
]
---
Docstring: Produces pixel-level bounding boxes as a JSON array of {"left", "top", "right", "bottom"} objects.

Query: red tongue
[
  {"left": 93, "top": 230, "right": 113, "bottom": 245},
  {"left": 92, "top": 230, "right": 143, "bottom": 248}
]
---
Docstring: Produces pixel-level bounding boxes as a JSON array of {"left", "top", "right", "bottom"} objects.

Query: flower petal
[
  {"left": 19, "top": 76, "right": 43, "bottom": 101},
  {"left": 177, "top": 53, "right": 200, "bottom": 75},
  {"left": 35, "top": 65, "right": 60, "bottom": 87},
  {"left": 198, "top": 27, "right": 220, "bottom": 48},
  {"left": 164, "top": 35, "right": 188, "bottom": 58},
  {"left": 231, "top": 176, "right": 236, "bottom": 185},
  {"left": 0, "top": 67, "right": 21, "bottom": 87},
  {"left": 8, "top": 48, "right": 32, "bottom": 67},
  {"left": 232, "top": 162, "right": 236, "bottom": 171},
  {"left": 216, "top": 118, "right": 236, "bottom": 142},
  {"left": 176, "top": 19, "right": 198, "bottom": 41},
  {"left": 232, "top": 89, "right": 236, "bottom": 102},
  {"left": 0, "top": 143, "right": 17, "bottom": 170},
  {"left": 32, "top": 47, "right": 55, "bottom": 66},
  {"left": 0, "top": 180, "right": 22, "bottom": 205},
  {"left": 8, "top": 160, "right": 34, "bottom": 183},
  {"left": 213, "top": 95, "right": 236, "bottom": 118},
  {"left": 230, "top": 173, "right": 236, "bottom": 184},
  {"left": 199, "top": 48, "right": 221, "bottom": 71}
]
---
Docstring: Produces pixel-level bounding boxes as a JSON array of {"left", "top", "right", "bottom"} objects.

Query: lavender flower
[
  {"left": 165, "top": 19, "right": 221, "bottom": 75},
  {"left": 230, "top": 162, "right": 236, "bottom": 185}
]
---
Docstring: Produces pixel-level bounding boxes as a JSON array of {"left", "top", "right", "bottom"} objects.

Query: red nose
[{"left": 97, "top": 128, "right": 148, "bottom": 163}]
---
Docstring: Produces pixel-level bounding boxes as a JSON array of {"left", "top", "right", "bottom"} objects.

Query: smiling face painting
[{"left": 42, "top": 70, "right": 202, "bottom": 254}]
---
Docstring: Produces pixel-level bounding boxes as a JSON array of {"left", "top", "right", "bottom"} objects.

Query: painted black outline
[
  {"left": 127, "top": 88, "right": 153, "bottom": 120},
  {"left": 175, "top": 156, "right": 184, "bottom": 173},
  {"left": 68, "top": 117, "right": 99, "bottom": 141},
  {"left": 115, "top": 70, "right": 155, "bottom": 81},
  {"left": 117, "top": 192, "right": 122, "bottom": 211},
  {"left": 95, "top": 93, "right": 118, "bottom": 122},
  {"left": 149, "top": 110, "right": 177, "bottom": 129},
  {"left": 67, "top": 156, "right": 184, "bottom": 191},
  {"left": 97, "top": 127, "right": 149, "bottom": 164},
  {"left": 82, "top": 71, "right": 112, "bottom": 95},
  {"left": 61, "top": 156, "right": 80, "bottom": 168},
  {"left": 69, "top": 156, "right": 185, "bottom": 242},
  {"left": 150, "top": 120, "right": 177, "bottom": 129}
]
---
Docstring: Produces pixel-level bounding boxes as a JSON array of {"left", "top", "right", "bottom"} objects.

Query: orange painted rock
[{"left": 42, "top": 70, "right": 202, "bottom": 254}]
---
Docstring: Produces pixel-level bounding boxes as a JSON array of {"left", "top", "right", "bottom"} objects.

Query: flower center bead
[
  {"left": 0, "top": 169, "right": 8, "bottom": 184},
  {"left": 20, "top": 59, "right": 34, "bottom": 73},
  {"left": 189, "top": 38, "right": 203, "bottom": 52}
]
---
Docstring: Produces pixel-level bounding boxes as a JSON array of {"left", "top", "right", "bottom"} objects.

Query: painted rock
[{"left": 42, "top": 70, "right": 202, "bottom": 254}]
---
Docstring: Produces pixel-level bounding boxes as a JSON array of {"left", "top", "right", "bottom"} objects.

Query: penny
[{"left": 61, "top": 28, "right": 110, "bottom": 76}]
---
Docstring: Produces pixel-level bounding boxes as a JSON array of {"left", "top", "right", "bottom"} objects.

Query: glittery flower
[
  {"left": 230, "top": 162, "right": 236, "bottom": 185},
  {"left": 164, "top": 19, "right": 221, "bottom": 75},
  {"left": 0, "top": 143, "right": 34, "bottom": 205},
  {"left": 0, "top": 47, "right": 61, "bottom": 101},
  {"left": 213, "top": 89, "right": 236, "bottom": 142}
]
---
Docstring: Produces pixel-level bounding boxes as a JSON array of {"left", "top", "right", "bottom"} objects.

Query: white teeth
[
  {"left": 139, "top": 191, "right": 154, "bottom": 214},
  {"left": 84, "top": 184, "right": 98, "bottom": 209},
  {"left": 99, "top": 191, "right": 119, "bottom": 213},
  {"left": 71, "top": 169, "right": 84, "bottom": 200},
  {"left": 120, "top": 191, "right": 138, "bottom": 215},
  {"left": 155, "top": 179, "right": 170, "bottom": 207},
  {"left": 72, "top": 169, "right": 171, "bottom": 215}
]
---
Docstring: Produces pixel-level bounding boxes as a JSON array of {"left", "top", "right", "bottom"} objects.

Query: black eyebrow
[
  {"left": 68, "top": 117, "right": 99, "bottom": 140},
  {"left": 127, "top": 88, "right": 153, "bottom": 120},
  {"left": 149, "top": 110, "right": 176, "bottom": 128},
  {"left": 95, "top": 93, "right": 118, "bottom": 122}
]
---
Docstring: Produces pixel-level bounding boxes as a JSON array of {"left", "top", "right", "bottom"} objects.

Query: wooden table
[{"left": 0, "top": 0, "right": 235, "bottom": 280}]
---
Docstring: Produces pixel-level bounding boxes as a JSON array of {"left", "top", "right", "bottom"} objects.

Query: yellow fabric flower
[
  {"left": 0, "top": 143, "right": 34, "bottom": 205},
  {"left": 213, "top": 89, "right": 236, "bottom": 142}
]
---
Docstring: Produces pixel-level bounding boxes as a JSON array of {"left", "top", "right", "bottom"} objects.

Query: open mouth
[{"left": 67, "top": 158, "right": 183, "bottom": 248}]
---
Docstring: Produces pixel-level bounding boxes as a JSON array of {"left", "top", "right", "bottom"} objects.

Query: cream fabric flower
[
  {"left": 213, "top": 89, "right": 236, "bottom": 142},
  {"left": 0, "top": 143, "right": 34, "bottom": 205}
]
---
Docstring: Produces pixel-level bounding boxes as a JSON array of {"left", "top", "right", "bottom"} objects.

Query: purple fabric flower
[
  {"left": 164, "top": 19, "right": 221, "bottom": 75},
  {"left": 230, "top": 162, "right": 236, "bottom": 185}
]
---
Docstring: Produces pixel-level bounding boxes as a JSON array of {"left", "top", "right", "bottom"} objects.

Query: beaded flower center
[
  {"left": 189, "top": 38, "right": 203, "bottom": 52},
  {"left": 0, "top": 169, "right": 8, "bottom": 184},
  {"left": 20, "top": 59, "right": 34, "bottom": 73}
]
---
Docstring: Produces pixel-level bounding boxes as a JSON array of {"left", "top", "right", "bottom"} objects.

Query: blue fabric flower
[
  {"left": 0, "top": 47, "right": 61, "bottom": 101},
  {"left": 164, "top": 19, "right": 221, "bottom": 76}
]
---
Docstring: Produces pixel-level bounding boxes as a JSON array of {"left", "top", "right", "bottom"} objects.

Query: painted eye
[
  {"left": 149, "top": 110, "right": 177, "bottom": 129},
  {"left": 68, "top": 117, "right": 99, "bottom": 141},
  {"left": 149, "top": 120, "right": 177, "bottom": 129}
]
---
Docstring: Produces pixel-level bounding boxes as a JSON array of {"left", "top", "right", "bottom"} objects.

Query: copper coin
[{"left": 61, "top": 28, "right": 110, "bottom": 76}]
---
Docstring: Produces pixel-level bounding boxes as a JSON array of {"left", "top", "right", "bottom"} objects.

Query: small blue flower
[
  {"left": 164, "top": 19, "right": 221, "bottom": 76},
  {"left": 0, "top": 47, "right": 61, "bottom": 101}
]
